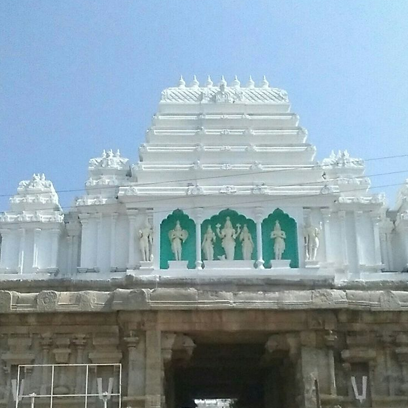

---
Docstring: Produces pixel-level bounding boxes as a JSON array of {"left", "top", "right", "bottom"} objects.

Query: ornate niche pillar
[
  {"left": 32, "top": 228, "right": 41, "bottom": 270},
  {"left": 78, "top": 214, "right": 91, "bottom": 272},
  {"left": 127, "top": 210, "right": 139, "bottom": 270},
  {"left": 380, "top": 219, "right": 394, "bottom": 271},
  {"left": 324, "top": 330, "right": 338, "bottom": 397},
  {"left": 337, "top": 210, "right": 348, "bottom": 272},
  {"left": 254, "top": 207, "right": 264, "bottom": 268},
  {"left": 0, "top": 228, "right": 10, "bottom": 271},
  {"left": 145, "top": 330, "right": 164, "bottom": 408},
  {"left": 370, "top": 212, "right": 384, "bottom": 270},
  {"left": 17, "top": 228, "right": 26, "bottom": 274},
  {"left": 39, "top": 334, "right": 53, "bottom": 394},
  {"left": 321, "top": 209, "right": 333, "bottom": 266},
  {"left": 49, "top": 228, "right": 61, "bottom": 272},
  {"left": 194, "top": 208, "right": 203, "bottom": 269},
  {"left": 110, "top": 212, "right": 118, "bottom": 270}
]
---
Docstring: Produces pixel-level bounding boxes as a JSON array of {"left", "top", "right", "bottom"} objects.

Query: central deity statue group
[{"left": 167, "top": 217, "right": 287, "bottom": 263}]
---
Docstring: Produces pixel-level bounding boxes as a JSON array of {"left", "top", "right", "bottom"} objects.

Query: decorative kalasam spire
[
  {"left": 206, "top": 75, "right": 213, "bottom": 87},
  {"left": 231, "top": 75, "right": 240, "bottom": 88},
  {"left": 190, "top": 75, "right": 199, "bottom": 88},
  {"left": 260, "top": 75, "right": 269, "bottom": 88},
  {"left": 219, "top": 75, "right": 227, "bottom": 88},
  {"left": 178, "top": 75, "right": 186, "bottom": 88},
  {"left": 247, "top": 75, "right": 255, "bottom": 88}
]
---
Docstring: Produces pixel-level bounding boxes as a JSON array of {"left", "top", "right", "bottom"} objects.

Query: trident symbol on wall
[
  {"left": 97, "top": 377, "right": 114, "bottom": 408},
  {"left": 351, "top": 375, "right": 368, "bottom": 403}
]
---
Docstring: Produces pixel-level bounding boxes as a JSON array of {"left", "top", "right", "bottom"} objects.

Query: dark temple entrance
[{"left": 166, "top": 339, "right": 297, "bottom": 408}]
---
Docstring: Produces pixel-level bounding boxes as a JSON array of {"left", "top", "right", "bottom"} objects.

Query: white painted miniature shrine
[{"left": 1, "top": 76, "right": 408, "bottom": 282}]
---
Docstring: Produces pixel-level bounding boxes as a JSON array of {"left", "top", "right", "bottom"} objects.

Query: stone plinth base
[
  {"left": 168, "top": 260, "right": 189, "bottom": 269},
  {"left": 140, "top": 261, "right": 154, "bottom": 270},
  {"left": 270, "top": 260, "right": 291, "bottom": 269},
  {"left": 204, "top": 260, "right": 255, "bottom": 270},
  {"left": 305, "top": 260, "right": 319, "bottom": 268}
]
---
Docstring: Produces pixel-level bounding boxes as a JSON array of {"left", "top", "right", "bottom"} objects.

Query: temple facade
[{"left": 0, "top": 77, "right": 408, "bottom": 408}]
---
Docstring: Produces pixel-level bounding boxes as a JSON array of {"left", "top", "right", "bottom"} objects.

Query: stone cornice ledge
[{"left": 0, "top": 288, "right": 407, "bottom": 313}]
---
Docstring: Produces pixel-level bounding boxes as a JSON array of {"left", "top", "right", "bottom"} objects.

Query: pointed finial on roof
[
  {"left": 178, "top": 75, "right": 186, "bottom": 88},
  {"left": 190, "top": 75, "right": 199, "bottom": 88},
  {"left": 260, "top": 75, "right": 269, "bottom": 88},
  {"left": 102, "top": 149, "right": 107, "bottom": 158},
  {"left": 116, "top": 149, "right": 120, "bottom": 157},
  {"left": 219, "top": 76, "right": 227, "bottom": 87},
  {"left": 247, "top": 76, "right": 255, "bottom": 88},
  {"left": 206, "top": 75, "right": 213, "bottom": 87},
  {"left": 231, "top": 75, "right": 240, "bottom": 88}
]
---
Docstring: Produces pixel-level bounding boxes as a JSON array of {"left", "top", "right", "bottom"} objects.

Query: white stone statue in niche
[
  {"left": 139, "top": 219, "right": 154, "bottom": 262},
  {"left": 202, "top": 225, "right": 216, "bottom": 261},
  {"left": 271, "top": 220, "right": 286, "bottom": 260},
  {"left": 168, "top": 220, "right": 188, "bottom": 261},
  {"left": 239, "top": 224, "right": 254, "bottom": 260},
  {"left": 304, "top": 221, "right": 322, "bottom": 261},
  {"left": 216, "top": 217, "right": 241, "bottom": 261}
]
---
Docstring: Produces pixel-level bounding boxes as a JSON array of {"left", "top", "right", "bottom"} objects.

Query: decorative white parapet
[{"left": 0, "top": 174, "right": 64, "bottom": 276}]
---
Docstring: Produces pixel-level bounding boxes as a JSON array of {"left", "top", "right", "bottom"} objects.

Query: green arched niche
[
  {"left": 201, "top": 209, "right": 257, "bottom": 262},
  {"left": 262, "top": 208, "right": 298, "bottom": 268},
  {"left": 160, "top": 210, "right": 196, "bottom": 269}
]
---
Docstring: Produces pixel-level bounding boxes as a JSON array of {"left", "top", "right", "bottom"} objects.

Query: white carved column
[
  {"left": 370, "top": 212, "right": 383, "bottom": 269},
  {"left": 254, "top": 207, "right": 264, "bottom": 268},
  {"left": 49, "top": 229, "right": 60, "bottom": 270},
  {"left": 94, "top": 214, "right": 101, "bottom": 269},
  {"left": 321, "top": 209, "right": 332, "bottom": 264},
  {"left": 0, "top": 229, "right": 10, "bottom": 270},
  {"left": 355, "top": 211, "right": 365, "bottom": 267},
  {"left": 110, "top": 213, "right": 118, "bottom": 270},
  {"left": 127, "top": 210, "right": 138, "bottom": 270},
  {"left": 385, "top": 224, "right": 394, "bottom": 270},
  {"left": 79, "top": 215, "right": 91, "bottom": 269},
  {"left": 194, "top": 208, "right": 203, "bottom": 269},
  {"left": 338, "top": 211, "right": 348, "bottom": 268},
  {"left": 18, "top": 228, "right": 26, "bottom": 274},
  {"left": 67, "top": 235, "right": 73, "bottom": 274},
  {"left": 32, "top": 228, "right": 41, "bottom": 269}
]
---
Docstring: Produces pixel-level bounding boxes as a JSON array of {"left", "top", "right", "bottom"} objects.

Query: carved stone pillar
[
  {"left": 79, "top": 214, "right": 91, "bottom": 270},
  {"left": 32, "top": 228, "right": 41, "bottom": 269},
  {"left": 194, "top": 208, "right": 203, "bottom": 269},
  {"left": 0, "top": 229, "right": 10, "bottom": 269},
  {"left": 321, "top": 209, "right": 332, "bottom": 265},
  {"left": 338, "top": 211, "right": 348, "bottom": 269},
  {"left": 124, "top": 332, "right": 143, "bottom": 397},
  {"left": 110, "top": 213, "right": 118, "bottom": 270},
  {"left": 355, "top": 211, "right": 365, "bottom": 268},
  {"left": 325, "top": 331, "right": 337, "bottom": 396},
  {"left": 40, "top": 334, "right": 53, "bottom": 394},
  {"left": 49, "top": 229, "right": 60, "bottom": 271},
  {"left": 370, "top": 212, "right": 383, "bottom": 269},
  {"left": 145, "top": 330, "right": 163, "bottom": 408},
  {"left": 18, "top": 228, "right": 25, "bottom": 274},
  {"left": 253, "top": 207, "right": 264, "bottom": 268},
  {"left": 94, "top": 213, "right": 101, "bottom": 269},
  {"left": 73, "top": 334, "right": 87, "bottom": 394},
  {"left": 127, "top": 210, "right": 138, "bottom": 270}
]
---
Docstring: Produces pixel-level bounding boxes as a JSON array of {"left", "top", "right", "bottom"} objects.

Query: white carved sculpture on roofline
[
  {"left": 304, "top": 220, "right": 322, "bottom": 262},
  {"left": 139, "top": 218, "right": 154, "bottom": 262},
  {"left": 271, "top": 221, "right": 286, "bottom": 261},
  {"left": 240, "top": 224, "right": 254, "bottom": 261},
  {"left": 202, "top": 225, "right": 216, "bottom": 261},
  {"left": 216, "top": 217, "right": 241, "bottom": 261},
  {"left": 168, "top": 221, "right": 188, "bottom": 261}
]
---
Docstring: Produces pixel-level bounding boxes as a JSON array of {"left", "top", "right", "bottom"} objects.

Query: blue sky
[{"left": 1, "top": 1, "right": 408, "bottom": 210}]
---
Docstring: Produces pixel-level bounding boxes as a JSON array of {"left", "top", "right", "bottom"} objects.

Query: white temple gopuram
[
  {"left": 2, "top": 77, "right": 408, "bottom": 408},
  {"left": 0, "top": 76, "right": 406, "bottom": 281}
]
